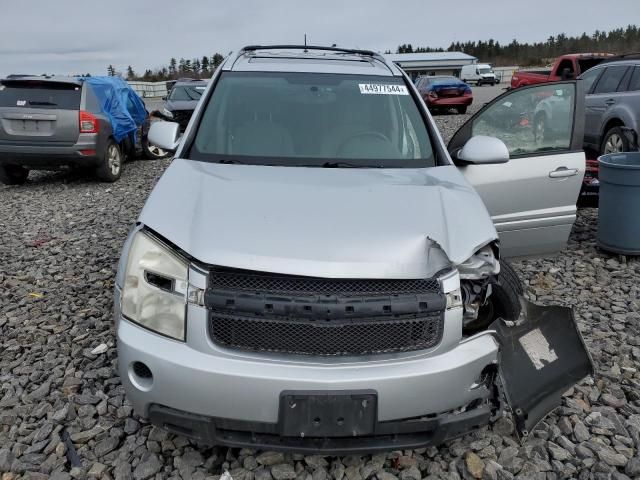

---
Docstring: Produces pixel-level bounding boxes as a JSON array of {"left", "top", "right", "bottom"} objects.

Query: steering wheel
[{"left": 337, "top": 131, "right": 391, "bottom": 153}]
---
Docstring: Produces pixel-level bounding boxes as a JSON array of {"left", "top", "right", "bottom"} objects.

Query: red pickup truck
[{"left": 510, "top": 53, "right": 615, "bottom": 88}]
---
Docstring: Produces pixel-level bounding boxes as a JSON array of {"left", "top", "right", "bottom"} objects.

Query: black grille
[
  {"left": 209, "top": 311, "right": 444, "bottom": 356},
  {"left": 209, "top": 270, "right": 441, "bottom": 297}
]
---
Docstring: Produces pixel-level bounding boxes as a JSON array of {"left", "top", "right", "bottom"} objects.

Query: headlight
[
  {"left": 162, "top": 107, "right": 174, "bottom": 118},
  {"left": 121, "top": 231, "right": 188, "bottom": 340}
]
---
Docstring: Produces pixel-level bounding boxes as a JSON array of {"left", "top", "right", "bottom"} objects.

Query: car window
[
  {"left": 428, "top": 77, "right": 464, "bottom": 86},
  {"left": 190, "top": 72, "right": 435, "bottom": 168},
  {"left": 630, "top": 67, "right": 640, "bottom": 92},
  {"left": 470, "top": 83, "right": 575, "bottom": 156},
  {"left": 169, "top": 85, "right": 206, "bottom": 101},
  {"left": 0, "top": 81, "right": 81, "bottom": 109},
  {"left": 580, "top": 68, "right": 603, "bottom": 94},
  {"left": 593, "top": 66, "right": 629, "bottom": 94}
]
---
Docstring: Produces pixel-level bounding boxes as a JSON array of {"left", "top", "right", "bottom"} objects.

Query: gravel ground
[{"left": 2, "top": 105, "right": 640, "bottom": 480}]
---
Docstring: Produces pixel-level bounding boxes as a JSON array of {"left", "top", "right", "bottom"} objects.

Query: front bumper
[{"left": 116, "top": 288, "right": 593, "bottom": 453}]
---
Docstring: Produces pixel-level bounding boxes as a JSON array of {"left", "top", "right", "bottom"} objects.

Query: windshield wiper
[
  {"left": 321, "top": 161, "right": 382, "bottom": 168},
  {"left": 217, "top": 159, "right": 245, "bottom": 164},
  {"left": 28, "top": 101, "right": 57, "bottom": 106}
]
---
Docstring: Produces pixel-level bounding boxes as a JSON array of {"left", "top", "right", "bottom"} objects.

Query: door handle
[
  {"left": 549, "top": 167, "right": 579, "bottom": 178},
  {"left": 605, "top": 99, "right": 616, "bottom": 106}
]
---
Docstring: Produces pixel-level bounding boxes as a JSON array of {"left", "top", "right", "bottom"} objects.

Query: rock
[
  {"left": 124, "top": 418, "right": 140, "bottom": 434},
  {"left": 492, "top": 417, "right": 514, "bottom": 436},
  {"left": 133, "top": 452, "right": 163, "bottom": 480},
  {"left": 398, "top": 466, "right": 420, "bottom": 480},
  {"left": 573, "top": 420, "right": 590, "bottom": 442},
  {"left": 465, "top": 452, "right": 485, "bottom": 479},
  {"left": 0, "top": 448, "right": 15, "bottom": 471},
  {"left": 345, "top": 466, "right": 363, "bottom": 480},
  {"left": 94, "top": 436, "right": 119, "bottom": 457},
  {"left": 88, "top": 463, "right": 107, "bottom": 477},
  {"left": 305, "top": 456, "right": 328, "bottom": 469},
  {"left": 271, "top": 464, "right": 297, "bottom": 480},
  {"left": 257, "top": 452, "right": 286, "bottom": 467},
  {"left": 90, "top": 343, "right": 108, "bottom": 355},
  {"left": 625, "top": 456, "right": 640, "bottom": 476},
  {"left": 376, "top": 473, "right": 398, "bottom": 480},
  {"left": 597, "top": 448, "right": 628, "bottom": 467},
  {"left": 547, "top": 442, "right": 571, "bottom": 461},
  {"left": 396, "top": 456, "right": 416, "bottom": 468}
]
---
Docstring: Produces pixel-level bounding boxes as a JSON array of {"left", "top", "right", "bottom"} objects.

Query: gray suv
[
  {"left": 0, "top": 76, "right": 160, "bottom": 184},
  {"left": 579, "top": 59, "right": 640, "bottom": 153},
  {"left": 115, "top": 46, "right": 592, "bottom": 452}
]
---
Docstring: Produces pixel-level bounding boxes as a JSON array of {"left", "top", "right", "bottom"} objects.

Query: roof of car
[{"left": 227, "top": 45, "right": 402, "bottom": 76}]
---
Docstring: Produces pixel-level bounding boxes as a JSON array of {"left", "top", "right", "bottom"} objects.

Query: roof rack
[
  {"left": 240, "top": 44, "right": 377, "bottom": 57},
  {"left": 233, "top": 44, "right": 394, "bottom": 74}
]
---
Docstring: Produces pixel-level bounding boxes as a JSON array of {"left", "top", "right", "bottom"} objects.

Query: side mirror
[
  {"left": 148, "top": 121, "right": 181, "bottom": 153},
  {"left": 455, "top": 135, "right": 510, "bottom": 165},
  {"left": 162, "top": 96, "right": 168, "bottom": 101}
]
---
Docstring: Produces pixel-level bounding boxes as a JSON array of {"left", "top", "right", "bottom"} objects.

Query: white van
[{"left": 461, "top": 64, "right": 497, "bottom": 86}]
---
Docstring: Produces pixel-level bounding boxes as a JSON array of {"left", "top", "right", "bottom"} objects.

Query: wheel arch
[{"left": 601, "top": 118, "right": 625, "bottom": 140}]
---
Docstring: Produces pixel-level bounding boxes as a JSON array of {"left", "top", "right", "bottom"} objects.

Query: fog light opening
[{"left": 129, "top": 361, "right": 154, "bottom": 391}]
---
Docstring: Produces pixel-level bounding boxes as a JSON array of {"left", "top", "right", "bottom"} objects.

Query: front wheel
[
  {"left": 601, "top": 126, "right": 629, "bottom": 155},
  {"left": 0, "top": 165, "right": 29, "bottom": 185},
  {"left": 142, "top": 136, "right": 170, "bottom": 160},
  {"left": 96, "top": 140, "right": 123, "bottom": 182},
  {"left": 466, "top": 261, "right": 523, "bottom": 334}
]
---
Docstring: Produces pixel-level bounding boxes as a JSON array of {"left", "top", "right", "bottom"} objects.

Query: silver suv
[{"left": 115, "top": 46, "right": 591, "bottom": 453}]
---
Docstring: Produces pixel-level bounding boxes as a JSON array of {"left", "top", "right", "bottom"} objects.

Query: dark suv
[
  {"left": 0, "top": 76, "right": 163, "bottom": 184},
  {"left": 161, "top": 80, "right": 207, "bottom": 131},
  {"left": 579, "top": 59, "right": 640, "bottom": 154}
]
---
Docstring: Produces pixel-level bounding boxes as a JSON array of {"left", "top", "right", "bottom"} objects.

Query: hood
[
  {"left": 138, "top": 159, "right": 498, "bottom": 279},
  {"left": 165, "top": 99, "right": 199, "bottom": 111}
]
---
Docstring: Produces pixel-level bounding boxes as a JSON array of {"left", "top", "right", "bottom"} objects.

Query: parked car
[
  {"left": 578, "top": 59, "right": 640, "bottom": 154},
  {"left": 115, "top": 45, "right": 591, "bottom": 453},
  {"left": 511, "top": 53, "right": 614, "bottom": 89},
  {"left": 161, "top": 79, "right": 207, "bottom": 131},
  {"left": 415, "top": 75, "right": 473, "bottom": 114},
  {"left": 0, "top": 76, "right": 166, "bottom": 184},
  {"left": 461, "top": 64, "right": 497, "bottom": 86}
]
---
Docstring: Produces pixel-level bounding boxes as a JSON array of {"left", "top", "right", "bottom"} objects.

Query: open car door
[{"left": 448, "top": 81, "right": 586, "bottom": 258}]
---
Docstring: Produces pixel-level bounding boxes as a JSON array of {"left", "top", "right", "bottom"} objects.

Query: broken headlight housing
[
  {"left": 121, "top": 231, "right": 189, "bottom": 341},
  {"left": 456, "top": 243, "right": 500, "bottom": 328}
]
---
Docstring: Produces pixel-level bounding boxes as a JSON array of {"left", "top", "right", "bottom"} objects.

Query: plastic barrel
[{"left": 597, "top": 152, "right": 640, "bottom": 255}]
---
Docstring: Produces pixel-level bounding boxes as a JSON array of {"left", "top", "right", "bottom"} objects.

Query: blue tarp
[{"left": 83, "top": 76, "right": 147, "bottom": 143}]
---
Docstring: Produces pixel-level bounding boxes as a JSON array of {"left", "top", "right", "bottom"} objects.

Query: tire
[
  {"left": 600, "top": 126, "right": 629, "bottom": 155},
  {"left": 142, "top": 136, "right": 170, "bottom": 160},
  {"left": 456, "top": 106, "right": 468, "bottom": 114},
  {"left": 463, "top": 260, "right": 523, "bottom": 335},
  {"left": 0, "top": 165, "right": 29, "bottom": 185},
  {"left": 489, "top": 260, "right": 523, "bottom": 320},
  {"left": 477, "top": 80, "right": 482, "bottom": 87},
  {"left": 96, "top": 140, "right": 123, "bottom": 182}
]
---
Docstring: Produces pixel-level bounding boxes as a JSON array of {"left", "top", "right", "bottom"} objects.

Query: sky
[{"left": 0, "top": 0, "right": 638, "bottom": 77}]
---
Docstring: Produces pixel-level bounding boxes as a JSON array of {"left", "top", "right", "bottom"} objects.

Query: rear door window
[
  {"left": 627, "top": 67, "right": 640, "bottom": 91},
  {"left": 0, "top": 81, "right": 81, "bottom": 110},
  {"left": 580, "top": 67, "right": 603, "bottom": 94},
  {"left": 592, "top": 66, "right": 629, "bottom": 94}
]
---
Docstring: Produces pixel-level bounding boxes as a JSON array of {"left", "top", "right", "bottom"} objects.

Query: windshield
[
  {"left": 189, "top": 72, "right": 435, "bottom": 168},
  {"left": 479, "top": 67, "right": 493, "bottom": 74},
  {"left": 169, "top": 85, "right": 205, "bottom": 101}
]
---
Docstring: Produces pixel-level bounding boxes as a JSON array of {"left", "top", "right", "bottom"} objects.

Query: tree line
[
  {"left": 108, "top": 53, "right": 226, "bottom": 82},
  {"left": 395, "top": 24, "right": 640, "bottom": 66}
]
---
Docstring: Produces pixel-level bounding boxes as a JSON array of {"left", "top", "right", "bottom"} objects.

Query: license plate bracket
[{"left": 279, "top": 390, "right": 377, "bottom": 438}]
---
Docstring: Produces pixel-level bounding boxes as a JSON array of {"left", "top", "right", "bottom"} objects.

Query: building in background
[{"left": 386, "top": 52, "right": 478, "bottom": 80}]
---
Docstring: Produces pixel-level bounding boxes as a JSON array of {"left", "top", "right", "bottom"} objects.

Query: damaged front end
[{"left": 453, "top": 242, "right": 594, "bottom": 439}]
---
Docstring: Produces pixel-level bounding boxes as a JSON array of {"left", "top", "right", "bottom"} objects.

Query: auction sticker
[{"left": 359, "top": 84, "right": 408, "bottom": 95}]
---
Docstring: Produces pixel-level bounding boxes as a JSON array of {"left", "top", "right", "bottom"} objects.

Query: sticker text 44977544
[{"left": 359, "top": 84, "right": 409, "bottom": 95}]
